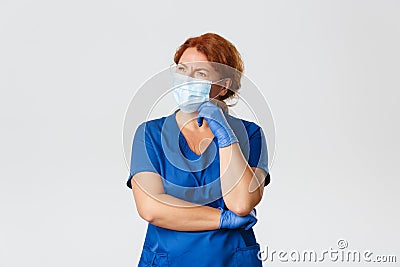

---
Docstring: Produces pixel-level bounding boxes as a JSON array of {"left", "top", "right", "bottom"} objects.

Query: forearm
[
  {"left": 151, "top": 194, "right": 221, "bottom": 231},
  {"left": 219, "top": 142, "right": 264, "bottom": 215},
  {"left": 132, "top": 184, "right": 220, "bottom": 231}
]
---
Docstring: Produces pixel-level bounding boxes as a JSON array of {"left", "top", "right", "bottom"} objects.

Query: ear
[
  {"left": 223, "top": 78, "right": 232, "bottom": 89},
  {"left": 219, "top": 78, "right": 232, "bottom": 96}
]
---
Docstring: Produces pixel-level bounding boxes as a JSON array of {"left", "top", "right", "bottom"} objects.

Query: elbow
[
  {"left": 228, "top": 203, "right": 253, "bottom": 217},
  {"left": 231, "top": 196, "right": 262, "bottom": 216},
  {"left": 138, "top": 209, "right": 155, "bottom": 223},
  {"left": 136, "top": 203, "right": 157, "bottom": 223},
  {"left": 224, "top": 195, "right": 260, "bottom": 216}
]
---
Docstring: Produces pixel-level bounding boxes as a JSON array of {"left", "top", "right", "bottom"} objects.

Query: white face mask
[{"left": 171, "top": 72, "right": 224, "bottom": 113}]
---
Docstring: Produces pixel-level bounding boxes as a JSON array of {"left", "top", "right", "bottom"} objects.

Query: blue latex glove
[
  {"left": 218, "top": 207, "right": 258, "bottom": 231},
  {"left": 197, "top": 102, "right": 239, "bottom": 148}
]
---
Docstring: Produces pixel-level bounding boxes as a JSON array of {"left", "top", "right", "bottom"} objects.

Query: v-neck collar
[{"left": 172, "top": 109, "right": 217, "bottom": 159}]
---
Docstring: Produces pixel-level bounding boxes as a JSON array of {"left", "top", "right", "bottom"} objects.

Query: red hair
[{"left": 174, "top": 33, "right": 244, "bottom": 101}]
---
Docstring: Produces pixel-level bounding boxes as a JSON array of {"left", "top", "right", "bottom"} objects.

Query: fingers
[
  {"left": 197, "top": 116, "right": 203, "bottom": 127},
  {"left": 244, "top": 217, "right": 257, "bottom": 230},
  {"left": 197, "top": 101, "right": 216, "bottom": 127},
  {"left": 250, "top": 208, "right": 257, "bottom": 217}
]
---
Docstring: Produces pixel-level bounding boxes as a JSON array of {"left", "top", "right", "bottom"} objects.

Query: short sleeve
[
  {"left": 126, "top": 122, "right": 161, "bottom": 189},
  {"left": 247, "top": 125, "right": 271, "bottom": 187}
]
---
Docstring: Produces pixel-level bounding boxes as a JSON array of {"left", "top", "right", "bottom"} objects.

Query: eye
[
  {"left": 195, "top": 71, "right": 207, "bottom": 78},
  {"left": 176, "top": 65, "right": 187, "bottom": 73}
]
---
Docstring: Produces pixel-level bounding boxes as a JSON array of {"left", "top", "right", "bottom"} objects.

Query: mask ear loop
[{"left": 209, "top": 78, "right": 233, "bottom": 112}]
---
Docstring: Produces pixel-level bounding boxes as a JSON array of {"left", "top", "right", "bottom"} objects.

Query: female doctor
[{"left": 126, "top": 32, "right": 270, "bottom": 266}]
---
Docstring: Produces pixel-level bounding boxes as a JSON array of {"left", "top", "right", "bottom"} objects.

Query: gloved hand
[
  {"left": 218, "top": 207, "right": 257, "bottom": 231},
  {"left": 197, "top": 101, "right": 239, "bottom": 148}
]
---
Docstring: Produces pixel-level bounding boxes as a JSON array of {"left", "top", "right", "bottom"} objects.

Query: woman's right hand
[{"left": 218, "top": 207, "right": 257, "bottom": 231}]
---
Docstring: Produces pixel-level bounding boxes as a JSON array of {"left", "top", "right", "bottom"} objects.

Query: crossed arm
[
  {"left": 130, "top": 171, "right": 221, "bottom": 232},
  {"left": 131, "top": 155, "right": 266, "bottom": 232}
]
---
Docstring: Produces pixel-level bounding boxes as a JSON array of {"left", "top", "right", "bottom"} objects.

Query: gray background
[{"left": 1, "top": 0, "right": 399, "bottom": 266}]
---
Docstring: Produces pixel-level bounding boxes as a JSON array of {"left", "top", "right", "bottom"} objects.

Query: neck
[{"left": 175, "top": 109, "right": 209, "bottom": 131}]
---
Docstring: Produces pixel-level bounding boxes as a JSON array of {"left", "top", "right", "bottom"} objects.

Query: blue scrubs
[{"left": 126, "top": 109, "right": 270, "bottom": 267}]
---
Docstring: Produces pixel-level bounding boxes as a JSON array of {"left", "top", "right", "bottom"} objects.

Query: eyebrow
[
  {"left": 177, "top": 63, "right": 211, "bottom": 72},
  {"left": 195, "top": 68, "right": 210, "bottom": 72},
  {"left": 177, "top": 62, "right": 188, "bottom": 68}
]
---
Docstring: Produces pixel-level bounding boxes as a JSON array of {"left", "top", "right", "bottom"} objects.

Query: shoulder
[
  {"left": 134, "top": 113, "right": 176, "bottom": 145},
  {"left": 136, "top": 115, "right": 169, "bottom": 133}
]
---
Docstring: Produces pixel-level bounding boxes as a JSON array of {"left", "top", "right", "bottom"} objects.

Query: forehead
[
  {"left": 179, "top": 47, "right": 208, "bottom": 63},
  {"left": 178, "top": 48, "right": 216, "bottom": 72}
]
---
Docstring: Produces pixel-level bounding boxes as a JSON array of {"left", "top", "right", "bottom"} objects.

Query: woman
[{"left": 126, "top": 32, "right": 270, "bottom": 267}]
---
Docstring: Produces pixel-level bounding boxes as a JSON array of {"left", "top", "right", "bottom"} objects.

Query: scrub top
[{"left": 126, "top": 109, "right": 270, "bottom": 267}]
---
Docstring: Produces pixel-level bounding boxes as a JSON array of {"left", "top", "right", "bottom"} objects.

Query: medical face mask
[{"left": 171, "top": 72, "right": 224, "bottom": 113}]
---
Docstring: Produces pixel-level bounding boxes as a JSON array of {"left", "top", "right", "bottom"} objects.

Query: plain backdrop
[{"left": 1, "top": 0, "right": 399, "bottom": 266}]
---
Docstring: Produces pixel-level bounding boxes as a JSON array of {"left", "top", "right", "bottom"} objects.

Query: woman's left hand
[{"left": 197, "top": 101, "right": 239, "bottom": 148}]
